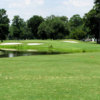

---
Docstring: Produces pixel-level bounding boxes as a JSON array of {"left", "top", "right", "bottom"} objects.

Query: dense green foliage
[
  {"left": 95, "top": 0, "right": 100, "bottom": 14},
  {"left": 70, "top": 27, "right": 86, "bottom": 40},
  {"left": 0, "top": 9, "right": 9, "bottom": 42},
  {"left": 0, "top": 0, "right": 99, "bottom": 42},
  {"left": 9, "top": 14, "right": 86, "bottom": 40},
  {"left": 69, "top": 14, "right": 83, "bottom": 30},
  {"left": 38, "top": 16, "right": 69, "bottom": 39},
  {"left": 0, "top": 10, "right": 87, "bottom": 41},
  {"left": 9, "top": 16, "right": 28, "bottom": 40},
  {"left": 27, "top": 15, "right": 44, "bottom": 39},
  {"left": 68, "top": 14, "right": 86, "bottom": 39},
  {"left": 84, "top": 0, "right": 100, "bottom": 43}
]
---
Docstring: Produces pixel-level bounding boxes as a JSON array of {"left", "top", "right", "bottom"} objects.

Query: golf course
[
  {"left": 0, "top": 40, "right": 100, "bottom": 53},
  {"left": 0, "top": 40, "right": 100, "bottom": 100},
  {"left": 0, "top": 0, "right": 100, "bottom": 99}
]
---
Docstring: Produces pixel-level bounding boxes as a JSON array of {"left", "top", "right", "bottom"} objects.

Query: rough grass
[
  {"left": 0, "top": 51, "right": 3, "bottom": 55},
  {"left": 0, "top": 52, "right": 100, "bottom": 100},
  {"left": 0, "top": 40, "right": 100, "bottom": 53}
]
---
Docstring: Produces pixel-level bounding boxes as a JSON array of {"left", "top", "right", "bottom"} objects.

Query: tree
[
  {"left": 11, "top": 16, "right": 27, "bottom": 40},
  {"left": 51, "top": 17, "right": 69, "bottom": 39},
  {"left": 27, "top": 15, "right": 44, "bottom": 39},
  {"left": 60, "top": 16, "right": 68, "bottom": 23},
  {"left": 69, "top": 14, "right": 83, "bottom": 30},
  {"left": 0, "top": 9, "right": 9, "bottom": 42},
  {"left": 84, "top": 9, "right": 97, "bottom": 38},
  {"left": 38, "top": 21, "right": 52, "bottom": 39},
  {"left": 68, "top": 14, "right": 86, "bottom": 40},
  {"left": 94, "top": 0, "right": 100, "bottom": 43},
  {"left": 38, "top": 16, "right": 69, "bottom": 39},
  {"left": 95, "top": 0, "right": 100, "bottom": 13},
  {"left": 84, "top": 0, "right": 100, "bottom": 43},
  {"left": 70, "top": 26, "right": 86, "bottom": 40}
]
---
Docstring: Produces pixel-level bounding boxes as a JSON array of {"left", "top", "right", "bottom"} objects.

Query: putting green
[{"left": 0, "top": 40, "right": 100, "bottom": 53}]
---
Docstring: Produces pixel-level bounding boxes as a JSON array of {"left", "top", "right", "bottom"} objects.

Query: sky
[{"left": 0, "top": 0, "right": 94, "bottom": 21}]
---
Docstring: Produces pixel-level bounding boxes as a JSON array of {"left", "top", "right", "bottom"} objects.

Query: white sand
[
  {"left": 0, "top": 43, "right": 22, "bottom": 45},
  {"left": 64, "top": 41, "right": 78, "bottom": 43},
  {"left": 27, "top": 49, "right": 37, "bottom": 52},
  {"left": 0, "top": 49, "right": 17, "bottom": 51},
  {"left": 27, "top": 43, "right": 44, "bottom": 45},
  {"left": 1, "top": 48, "right": 37, "bottom": 52}
]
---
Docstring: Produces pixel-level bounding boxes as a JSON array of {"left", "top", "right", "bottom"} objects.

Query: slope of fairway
[
  {"left": 0, "top": 40, "right": 100, "bottom": 53},
  {"left": 0, "top": 52, "right": 100, "bottom": 100}
]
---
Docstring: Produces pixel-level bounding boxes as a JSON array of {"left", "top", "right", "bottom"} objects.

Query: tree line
[{"left": 0, "top": 0, "right": 100, "bottom": 43}]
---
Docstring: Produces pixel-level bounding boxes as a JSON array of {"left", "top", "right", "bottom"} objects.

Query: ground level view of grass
[
  {"left": 0, "top": 40, "right": 100, "bottom": 54},
  {"left": 0, "top": 52, "right": 100, "bottom": 100}
]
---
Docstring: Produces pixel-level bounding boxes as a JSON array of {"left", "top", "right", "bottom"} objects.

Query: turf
[
  {"left": 0, "top": 51, "right": 3, "bottom": 55},
  {"left": 0, "top": 52, "right": 100, "bottom": 100},
  {"left": 0, "top": 40, "right": 100, "bottom": 53}
]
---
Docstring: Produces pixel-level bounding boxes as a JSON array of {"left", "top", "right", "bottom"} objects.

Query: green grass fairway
[
  {"left": 0, "top": 52, "right": 100, "bottom": 100},
  {"left": 0, "top": 40, "right": 100, "bottom": 53}
]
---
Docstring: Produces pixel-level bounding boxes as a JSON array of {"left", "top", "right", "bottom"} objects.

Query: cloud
[
  {"left": 2, "top": 0, "right": 94, "bottom": 21},
  {"left": 61, "top": 0, "right": 94, "bottom": 18},
  {"left": 9, "top": 3, "right": 22, "bottom": 8},
  {"left": 63, "top": 0, "right": 94, "bottom": 7},
  {"left": 37, "top": 0, "right": 44, "bottom": 5},
  {"left": 25, "top": 0, "right": 31, "bottom": 5},
  {"left": 9, "top": 0, "right": 45, "bottom": 8},
  {"left": 7, "top": 0, "right": 45, "bottom": 21}
]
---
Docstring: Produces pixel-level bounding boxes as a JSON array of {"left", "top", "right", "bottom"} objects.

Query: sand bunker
[
  {"left": 0, "top": 43, "right": 22, "bottom": 45},
  {"left": 27, "top": 43, "right": 44, "bottom": 45},
  {"left": 27, "top": 49, "right": 37, "bottom": 52},
  {"left": 0, "top": 49, "right": 17, "bottom": 51},
  {"left": 0, "top": 48, "right": 37, "bottom": 52},
  {"left": 64, "top": 41, "right": 78, "bottom": 43}
]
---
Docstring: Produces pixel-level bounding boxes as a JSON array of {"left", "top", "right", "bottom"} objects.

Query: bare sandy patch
[
  {"left": 0, "top": 43, "right": 22, "bottom": 45},
  {"left": 27, "top": 43, "right": 44, "bottom": 46},
  {"left": 64, "top": 41, "right": 78, "bottom": 43}
]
